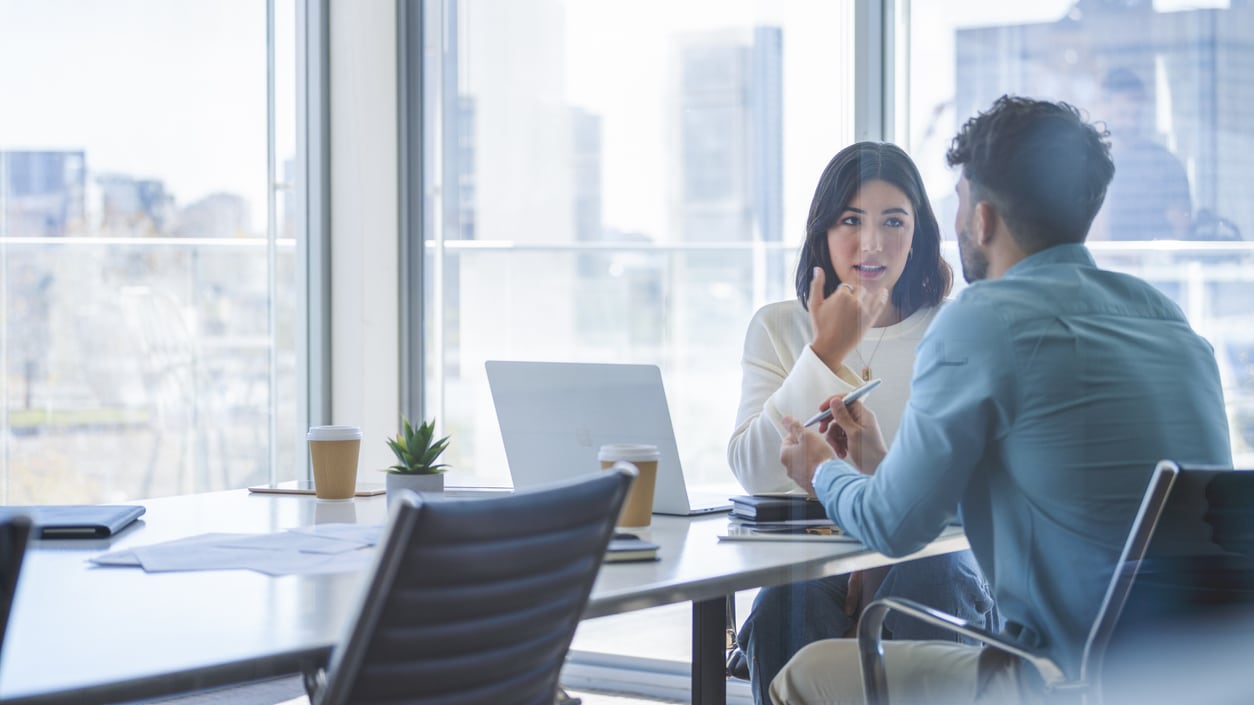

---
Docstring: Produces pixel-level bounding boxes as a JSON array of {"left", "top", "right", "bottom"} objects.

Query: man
[
  {"left": 1094, "top": 67, "right": 1192, "bottom": 241},
  {"left": 770, "top": 95, "right": 1232, "bottom": 705}
]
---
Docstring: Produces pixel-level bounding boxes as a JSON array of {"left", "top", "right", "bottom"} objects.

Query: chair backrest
[
  {"left": 312, "top": 468, "right": 633, "bottom": 705},
  {"left": 1079, "top": 459, "right": 1180, "bottom": 684},
  {"left": 1111, "top": 462, "right": 1254, "bottom": 630},
  {"left": 0, "top": 515, "right": 33, "bottom": 658},
  {"left": 1102, "top": 462, "right": 1254, "bottom": 704}
]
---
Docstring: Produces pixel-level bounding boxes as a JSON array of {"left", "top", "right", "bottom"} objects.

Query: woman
[{"left": 727, "top": 142, "right": 997, "bottom": 704}]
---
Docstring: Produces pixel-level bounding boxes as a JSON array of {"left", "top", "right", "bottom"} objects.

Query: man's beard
[{"left": 957, "top": 222, "right": 989, "bottom": 283}]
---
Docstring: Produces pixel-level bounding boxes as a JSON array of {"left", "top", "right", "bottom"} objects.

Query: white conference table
[{"left": 0, "top": 489, "right": 968, "bottom": 705}]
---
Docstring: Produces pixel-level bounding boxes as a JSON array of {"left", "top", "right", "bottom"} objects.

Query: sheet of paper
[
  {"left": 89, "top": 527, "right": 383, "bottom": 575},
  {"left": 90, "top": 533, "right": 254, "bottom": 567},
  {"left": 288, "top": 523, "right": 383, "bottom": 545},
  {"left": 133, "top": 540, "right": 270, "bottom": 572},
  {"left": 216, "top": 532, "right": 368, "bottom": 555},
  {"left": 239, "top": 548, "right": 376, "bottom": 577}
]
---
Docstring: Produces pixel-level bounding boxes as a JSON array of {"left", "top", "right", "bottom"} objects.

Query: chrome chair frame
[{"left": 857, "top": 459, "right": 1182, "bottom": 705}]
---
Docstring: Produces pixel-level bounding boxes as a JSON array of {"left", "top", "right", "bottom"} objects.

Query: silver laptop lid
[{"left": 485, "top": 360, "right": 728, "bottom": 515}]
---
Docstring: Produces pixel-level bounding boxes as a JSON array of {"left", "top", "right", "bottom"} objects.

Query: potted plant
[{"left": 383, "top": 416, "right": 450, "bottom": 495}]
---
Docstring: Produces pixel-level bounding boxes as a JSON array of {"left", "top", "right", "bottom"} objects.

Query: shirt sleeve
[
  {"left": 728, "top": 306, "right": 861, "bottom": 494},
  {"left": 813, "top": 295, "right": 1016, "bottom": 557}
]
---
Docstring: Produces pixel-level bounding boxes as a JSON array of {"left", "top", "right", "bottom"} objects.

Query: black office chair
[
  {"left": 856, "top": 459, "right": 1194, "bottom": 705},
  {"left": 1101, "top": 463, "right": 1254, "bottom": 705},
  {"left": 0, "top": 515, "right": 33, "bottom": 657},
  {"left": 301, "top": 467, "right": 634, "bottom": 705}
]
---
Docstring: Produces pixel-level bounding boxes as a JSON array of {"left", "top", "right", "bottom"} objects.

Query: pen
[{"left": 802, "top": 378, "right": 882, "bottom": 427}]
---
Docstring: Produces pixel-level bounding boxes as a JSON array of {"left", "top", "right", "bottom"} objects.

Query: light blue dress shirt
[{"left": 813, "top": 243, "right": 1232, "bottom": 678}]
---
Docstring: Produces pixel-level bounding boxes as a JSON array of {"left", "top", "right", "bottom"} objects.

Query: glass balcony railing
[
  {"left": 424, "top": 239, "right": 1254, "bottom": 490},
  {"left": 0, "top": 236, "right": 297, "bottom": 503},
  {"left": 6, "top": 236, "right": 1250, "bottom": 503}
]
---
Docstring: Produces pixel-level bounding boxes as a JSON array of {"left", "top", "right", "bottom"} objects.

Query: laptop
[{"left": 486, "top": 361, "right": 732, "bottom": 516}]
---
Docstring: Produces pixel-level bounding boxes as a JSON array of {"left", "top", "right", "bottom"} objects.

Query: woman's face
[{"left": 825, "top": 178, "right": 916, "bottom": 295}]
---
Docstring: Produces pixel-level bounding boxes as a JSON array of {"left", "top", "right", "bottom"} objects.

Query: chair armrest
[{"left": 856, "top": 597, "right": 1072, "bottom": 705}]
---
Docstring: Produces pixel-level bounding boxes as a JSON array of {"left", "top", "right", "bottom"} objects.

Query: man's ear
[{"left": 973, "top": 201, "right": 998, "bottom": 246}]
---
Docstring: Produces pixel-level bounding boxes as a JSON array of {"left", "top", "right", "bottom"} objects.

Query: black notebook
[
  {"left": 0, "top": 505, "right": 146, "bottom": 539},
  {"left": 605, "top": 532, "right": 660, "bottom": 563},
  {"left": 729, "top": 494, "right": 828, "bottom": 523}
]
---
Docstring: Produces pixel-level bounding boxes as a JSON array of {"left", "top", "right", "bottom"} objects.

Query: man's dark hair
[{"left": 946, "top": 95, "right": 1115, "bottom": 251}]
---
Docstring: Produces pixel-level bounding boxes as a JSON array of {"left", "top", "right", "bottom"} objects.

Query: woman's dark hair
[
  {"left": 795, "top": 142, "right": 952, "bottom": 315},
  {"left": 945, "top": 95, "right": 1114, "bottom": 251}
]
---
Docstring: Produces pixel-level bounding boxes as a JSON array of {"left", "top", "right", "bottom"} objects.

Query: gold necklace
[{"left": 853, "top": 327, "right": 888, "bottom": 382}]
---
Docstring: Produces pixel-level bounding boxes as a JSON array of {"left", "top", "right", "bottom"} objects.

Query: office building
[
  {"left": 672, "top": 26, "right": 782, "bottom": 247},
  {"left": 0, "top": 150, "right": 86, "bottom": 237},
  {"left": 95, "top": 172, "right": 176, "bottom": 237},
  {"left": 670, "top": 26, "right": 785, "bottom": 362},
  {"left": 572, "top": 106, "right": 603, "bottom": 245},
  {"left": 175, "top": 192, "right": 251, "bottom": 238}
]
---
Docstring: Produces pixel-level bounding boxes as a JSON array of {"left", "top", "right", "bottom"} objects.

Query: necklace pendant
[{"left": 861, "top": 367, "right": 872, "bottom": 382}]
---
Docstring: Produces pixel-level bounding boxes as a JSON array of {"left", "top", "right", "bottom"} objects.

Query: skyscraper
[
  {"left": 1, "top": 150, "right": 86, "bottom": 236},
  {"left": 670, "top": 26, "right": 784, "bottom": 356},
  {"left": 672, "top": 26, "right": 783, "bottom": 247}
]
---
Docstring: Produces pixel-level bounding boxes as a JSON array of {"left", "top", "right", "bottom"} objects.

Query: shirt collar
[{"left": 1003, "top": 243, "right": 1097, "bottom": 279}]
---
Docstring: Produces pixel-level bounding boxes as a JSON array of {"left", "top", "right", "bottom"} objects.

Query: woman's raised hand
[{"left": 808, "top": 267, "right": 888, "bottom": 371}]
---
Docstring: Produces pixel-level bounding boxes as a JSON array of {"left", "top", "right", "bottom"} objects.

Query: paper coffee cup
[
  {"left": 307, "top": 425, "right": 363, "bottom": 500},
  {"left": 598, "top": 443, "right": 660, "bottom": 528}
]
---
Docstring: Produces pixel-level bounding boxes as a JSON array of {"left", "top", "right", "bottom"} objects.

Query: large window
[
  {"left": 902, "top": 0, "right": 1254, "bottom": 465},
  {"left": 0, "top": 0, "right": 301, "bottom": 502},
  {"left": 422, "top": 0, "right": 857, "bottom": 491},
  {"left": 417, "top": 0, "right": 1254, "bottom": 489}
]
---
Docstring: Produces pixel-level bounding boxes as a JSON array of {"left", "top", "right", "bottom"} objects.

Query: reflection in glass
[{"left": 905, "top": 0, "right": 1254, "bottom": 464}]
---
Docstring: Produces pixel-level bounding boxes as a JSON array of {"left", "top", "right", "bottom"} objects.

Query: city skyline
[
  {"left": 2, "top": 149, "right": 259, "bottom": 238},
  {"left": 0, "top": 0, "right": 295, "bottom": 235}
]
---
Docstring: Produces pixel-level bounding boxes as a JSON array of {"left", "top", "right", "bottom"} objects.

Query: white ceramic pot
[{"left": 385, "top": 471, "right": 445, "bottom": 498}]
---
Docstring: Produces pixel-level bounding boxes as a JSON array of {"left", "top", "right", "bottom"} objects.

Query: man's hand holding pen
[{"left": 780, "top": 390, "right": 890, "bottom": 493}]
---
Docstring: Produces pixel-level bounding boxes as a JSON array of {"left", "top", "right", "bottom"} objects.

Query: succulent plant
[{"left": 384, "top": 416, "right": 450, "bottom": 475}]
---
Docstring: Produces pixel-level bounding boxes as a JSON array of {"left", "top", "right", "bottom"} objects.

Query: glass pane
[
  {"left": 903, "top": 0, "right": 1254, "bottom": 465},
  {"left": 425, "top": 0, "right": 856, "bottom": 490},
  {"left": 0, "top": 0, "right": 299, "bottom": 502}
]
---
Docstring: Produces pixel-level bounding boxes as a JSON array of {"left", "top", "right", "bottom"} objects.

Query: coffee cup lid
[
  {"left": 597, "top": 443, "right": 660, "bottom": 462},
  {"left": 307, "top": 425, "right": 363, "bottom": 441}
]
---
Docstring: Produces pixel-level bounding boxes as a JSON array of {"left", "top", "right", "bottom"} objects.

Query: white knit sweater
[{"left": 727, "top": 299, "right": 941, "bottom": 493}]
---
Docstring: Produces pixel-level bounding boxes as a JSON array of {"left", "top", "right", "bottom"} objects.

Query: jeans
[{"left": 737, "top": 550, "right": 998, "bottom": 705}]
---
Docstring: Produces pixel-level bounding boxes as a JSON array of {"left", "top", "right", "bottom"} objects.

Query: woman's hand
[
  {"left": 818, "top": 393, "right": 888, "bottom": 475},
  {"left": 808, "top": 267, "right": 889, "bottom": 372},
  {"left": 779, "top": 416, "right": 836, "bottom": 495}
]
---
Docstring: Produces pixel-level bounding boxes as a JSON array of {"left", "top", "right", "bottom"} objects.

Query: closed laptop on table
[{"left": 0, "top": 505, "right": 145, "bottom": 539}]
